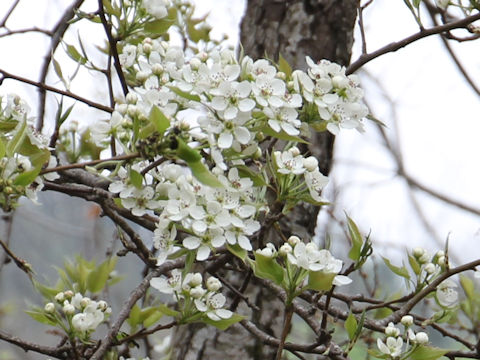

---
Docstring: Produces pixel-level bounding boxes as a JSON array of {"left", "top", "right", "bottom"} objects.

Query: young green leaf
[
  {"left": 250, "top": 253, "right": 285, "bottom": 285},
  {"left": 227, "top": 243, "right": 247, "bottom": 261},
  {"left": 382, "top": 257, "right": 410, "bottom": 280},
  {"left": 86, "top": 257, "right": 117, "bottom": 293},
  {"left": 278, "top": 54, "right": 292, "bottom": 78},
  {"left": 307, "top": 270, "right": 337, "bottom": 291},
  {"left": 6, "top": 118, "right": 27, "bottom": 157},
  {"left": 202, "top": 313, "right": 244, "bottom": 330},
  {"left": 129, "top": 169, "right": 144, "bottom": 189},
  {"left": 187, "top": 160, "right": 223, "bottom": 188},
  {"left": 409, "top": 345, "right": 449, "bottom": 360},
  {"left": 345, "top": 311, "right": 357, "bottom": 340},
  {"left": 347, "top": 215, "right": 363, "bottom": 261},
  {"left": 149, "top": 105, "right": 170, "bottom": 136}
]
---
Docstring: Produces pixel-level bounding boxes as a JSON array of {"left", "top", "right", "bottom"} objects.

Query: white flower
[
  {"left": 121, "top": 186, "right": 161, "bottom": 216},
  {"left": 183, "top": 236, "right": 211, "bottom": 261},
  {"left": 305, "top": 170, "right": 329, "bottom": 202},
  {"left": 143, "top": 0, "right": 170, "bottom": 19},
  {"left": 194, "top": 293, "right": 232, "bottom": 321},
  {"left": 150, "top": 269, "right": 183, "bottom": 295},
  {"left": 252, "top": 74, "right": 285, "bottom": 107},
  {"left": 436, "top": 280, "right": 458, "bottom": 308},
  {"left": 72, "top": 304, "right": 104, "bottom": 333},
  {"left": 153, "top": 225, "right": 179, "bottom": 265},
  {"left": 377, "top": 337, "right": 403, "bottom": 358},
  {"left": 119, "top": 44, "right": 137, "bottom": 68},
  {"left": 274, "top": 151, "right": 305, "bottom": 175},
  {"left": 264, "top": 106, "right": 301, "bottom": 135},
  {"left": 210, "top": 80, "right": 256, "bottom": 120},
  {"left": 279, "top": 243, "right": 292, "bottom": 256}
]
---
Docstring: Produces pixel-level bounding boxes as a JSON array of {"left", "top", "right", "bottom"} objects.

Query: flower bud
[
  {"left": 190, "top": 285, "right": 207, "bottom": 299},
  {"left": 288, "top": 146, "right": 300, "bottom": 156},
  {"left": 418, "top": 252, "right": 430, "bottom": 264},
  {"left": 332, "top": 75, "right": 348, "bottom": 89},
  {"left": 55, "top": 292, "right": 65, "bottom": 303},
  {"left": 279, "top": 243, "right": 293, "bottom": 256},
  {"left": 64, "top": 290, "right": 74, "bottom": 299},
  {"left": 127, "top": 104, "right": 138, "bottom": 117},
  {"left": 257, "top": 247, "right": 274, "bottom": 258},
  {"left": 44, "top": 302, "right": 55, "bottom": 313},
  {"left": 152, "top": 63, "right": 164, "bottom": 75},
  {"left": 385, "top": 322, "right": 400, "bottom": 337},
  {"left": 63, "top": 303, "right": 75, "bottom": 315},
  {"left": 189, "top": 273, "right": 203, "bottom": 287},
  {"left": 142, "top": 43, "right": 152, "bottom": 54},
  {"left": 206, "top": 276, "right": 222, "bottom": 292},
  {"left": 97, "top": 300, "right": 108, "bottom": 311},
  {"left": 413, "top": 247, "right": 425, "bottom": 258},
  {"left": 437, "top": 255, "right": 446, "bottom": 266},
  {"left": 135, "top": 71, "right": 149, "bottom": 82},
  {"left": 424, "top": 263, "right": 436, "bottom": 274},
  {"left": 288, "top": 235, "right": 301, "bottom": 246},
  {"left": 401, "top": 315, "right": 413, "bottom": 327},
  {"left": 189, "top": 57, "right": 201, "bottom": 70},
  {"left": 275, "top": 72, "right": 286, "bottom": 80},
  {"left": 126, "top": 93, "right": 137, "bottom": 104},
  {"left": 415, "top": 332, "right": 429, "bottom": 344},
  {"left": 436, "top": 250, "right": 445, "bottom": 258},
  {"left": 80, "top": 297, "right": 91, "bottom": 308},
  {"left": 303, "top": 156, "right": 318, "bottom": 172},
  {"left": 117, "top": 104, "right": 128, "bottom": 115}
]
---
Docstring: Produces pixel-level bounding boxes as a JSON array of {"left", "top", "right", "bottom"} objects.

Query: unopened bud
[
  {"left": 401, "top": 315, "right": 413, "bottom": 326},
  {"left": 288, "top": 235, "right": 301, "bottom": 246},
  {"left": 415, "top": 332, "right": 429, "bottom": 344},
  {"left": 44, "top": 303, "right": 55, "bottom": 313}
]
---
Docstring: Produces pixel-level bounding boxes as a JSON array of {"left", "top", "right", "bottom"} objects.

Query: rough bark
[{"left": 171, "top": 1, "right": 359, "bottom": 359}]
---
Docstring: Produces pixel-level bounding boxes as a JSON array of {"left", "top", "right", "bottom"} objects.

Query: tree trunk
[{"left": 170, "top": 1, "right": 358, "bottom": 359}]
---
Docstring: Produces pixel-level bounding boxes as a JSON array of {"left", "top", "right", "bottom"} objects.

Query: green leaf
[
  {"left": 250, "top": 253, "right": 284, "bottom": 285},
  {"left": 460, "top": 275, "right": 475, "bottom": 301},
  {"left": 65, "top": 44, "right": 87, "bottom": 64},
  {"left": 144, "top": 19, "right": 175, "bottom": 35},
  {"left": 13, "top": 167, "right": 41, "bottom": 186},
  {"left": 262, "top": 125, "right": 309, "bottom": 144},
  {"left": 87, "top": 257, "right": 117, "bottom": 293},
  {"left": 6, "top": 118, "right": 27, "bottom": 156},
  {"left": 129, "top": 168, "right": 143, "bottom": 189},
  {"left": 149, "top": 105, "right": 170, "bottom": 136},
  {"left": 26, "top": 310, "right": 57, "bottom": 326},
  {"left": 345, "top": 311, "right": 357, "bottom": 340},
  {"left": 227, "top": 243, "right": 247, "bottom": 261},
  {"left": 188, "top": 160, "right": 223, "bottom": 188},
  {"left": 408, "top": 254, "right": 421, "bottom": 275},
  {"left": 158, "top": 303, "right": 180, "bottom": 317},
  {"left": 143, "top": 309, "right": 163, "bottom": 328},
  {"left": 168, "top": 86, "right": 201, "bottom": 102},
  {"left": 127, "top": 304, "right": 142, "bottom": 328},
  {"left": 382, "top": 257, "right": 410, "bottom": 280},
  {"left": 307, "top": 270, "right": 336, "bottom": 291},
  {"left": 345, "top": 312, "right": 357, "bottom": 340},
  {"left": 32, "top": 279, "right": 61, "bottom": 299},
  {"left": 202, "top": 313, "right": 244, "bottom": 330},
  {"left": 409, "top": 345, "right": 449, "bottom": 360},
  {"left": 347, "top": 215, "right": 363, "bottom": 261},
  {"left": 52, "top": 57, "right": 63, "bottom": 83},
  {"left": 176, "top": 138, "right": 202, "bottom": 163},
  {"left": 278, "top": 54, "right": 292, "bottom": 78},
  {"left": 0, "top": 137, "right": 5, "bottom": 158},
  {"left": 412, "top": 0, "right": 422, "bottom": 8}
]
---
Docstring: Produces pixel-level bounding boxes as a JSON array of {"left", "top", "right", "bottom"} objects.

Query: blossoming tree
[{"left": 0, "top": 0, "right": 480, "bottom": 359}]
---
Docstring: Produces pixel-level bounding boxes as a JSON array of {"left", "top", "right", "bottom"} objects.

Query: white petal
[
  {"left": 238, "top": 235, "right": 252, "bottom": 251},
  {"left": 333, "top": 275, "right": 352, "bottom": 286},
  {"left": 218, "top": 132, "right": 233, "bottom": 149},
  {"left": 216, "top": 308, "right": 233, "bottom": 319},
  {"left": 211, "top": 97, "right": 227, "bottom": 111},
  {"left": 234, "top": 127, "right": 251, "bottom": 144},
  {"left": 183, "top": 236, "right": 200, "bottom": 249},
  {"left": 238, "top": 98, "right": 255, "bottom": 112},
  {"left": 224, "top": 106, "right": 238, "bottom": 120},
  {"left": 197, "top": 245, "right": 211, "bottom": 261}
]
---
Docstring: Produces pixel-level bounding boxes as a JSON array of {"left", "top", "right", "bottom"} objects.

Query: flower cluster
[
  {"left": 376, "top": 317, "right": 429, "bottom": 359},
  {"left": 293, "top": 57, "right": 368, "bottom": 135},
  {"left": 44, "top": 291, "right": 111, "bottom": 337},
  {"left": 273, "top": 146, "right": 329, "bottom": 203},
  {"left": 150, "top": 270, "right": 233, "bottom": 322},
  {"left": 0, "top": 94, "right": 58, "bottom": 210},
  {"left": 253, "top": 236, "right": 352, "bottom": 294}
]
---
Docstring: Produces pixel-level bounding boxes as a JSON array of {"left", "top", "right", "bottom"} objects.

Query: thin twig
[
  {"left": 0, "top": 68, "right": 113, "bottom": 113},
  {"left": 347, "top": 11, "right": 480, "bottom": 74}
]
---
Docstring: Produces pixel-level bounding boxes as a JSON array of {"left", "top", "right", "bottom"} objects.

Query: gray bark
[{"left": 170, "top": 1, "right": 359, "bottom": 359}]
